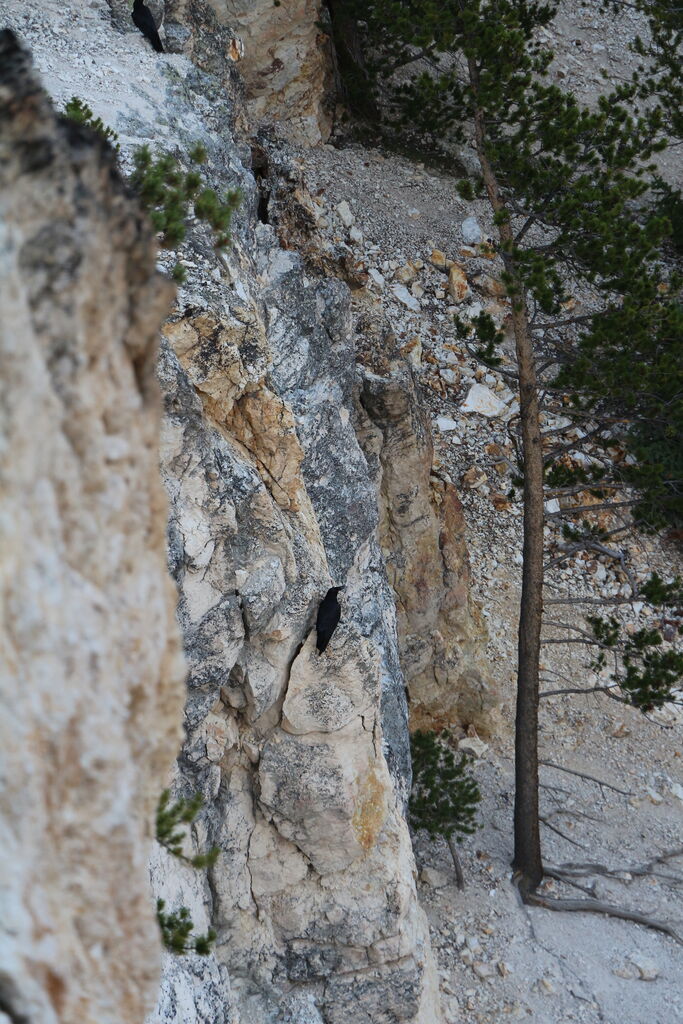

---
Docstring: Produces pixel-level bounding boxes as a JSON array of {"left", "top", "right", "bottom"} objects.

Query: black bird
[
  {"left": 132, "top": 0, "right": 164, "bottom": 53},
  {"left": 316, "top": 587, "right": 344, "bottom": 654}
]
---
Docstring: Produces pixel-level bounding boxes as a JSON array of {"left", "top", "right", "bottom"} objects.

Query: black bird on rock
[
  {"left": 316, "top": 586, "right": 344, "bottom": 654},
  {"left": 132, "top": 0, "right": 164, "bottom": 52}
]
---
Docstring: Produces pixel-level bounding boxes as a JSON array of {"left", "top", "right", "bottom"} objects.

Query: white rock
[
  {"left": 368, "top": 268, "right": 385, "bottom": 291},
  {"left": 421, "top": 867, "right": 450, "bottom": 888},
  {"left": 436, "top": 416, "right": 460, "bottom": 432},
  {"left": 349, "top": 225, "right": 364, "bottom": 244},
  {"left": 630, "top": 956, "right": 659, "bottom": 981},
  {"left": 459, "top": 736, "right": 488, "bottom": 758},
  {"left": 461, "top": 382, "right": 506, "bottom": 418},
  {"left": 462, "top": 216, "right": 483, "bottom": 245},
  {"left": 545, "top": 498, "right": 560, "bottom": 514},
  {"left": 670, "top": 782, "right": 683, "bottom": 803},
  {"left": 443, "top": 994, "right": 460, "bottom": 1023},
  {"left": 392, "top": 283, "right": 421, "bottom": 311},
  {"left": 336, "top": 200, "right": 355, "bottom": 228}
]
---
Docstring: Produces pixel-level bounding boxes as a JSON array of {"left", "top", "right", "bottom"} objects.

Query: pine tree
[
  {"left": 409, "top": 730, "right": 480, "bottom": 889},
  {"left": 63, "top": 99, "right": 241, "bottom": 283},
  {"left": 329, "top": 0, "right": 682, "bottom": 901}
]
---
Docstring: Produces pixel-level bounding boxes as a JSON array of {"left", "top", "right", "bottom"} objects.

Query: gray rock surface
[
  {"left": 0, "top": 0, "right": 504, "bottom": 1019},
  {"left": 0, "top": 30, "right": 185, "bottom": 1024}
]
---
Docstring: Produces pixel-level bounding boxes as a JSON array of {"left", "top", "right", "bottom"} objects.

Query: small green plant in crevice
[
  {"left": 64, "top": 96, "right": 120, "bottom": 152},
  {"left": 409, "top": 729, "right": 480, "bottom": 890},
  {"left": 129, "top": 142, "right": 241, "bottom": 254},
  {"left": 155, "top": 789, "right": 219, "bottom": 956},
  {"left": 63, "top": 99, "right": 241, "bottom": 283},
  {"left": 155, "top": 900, "right": 216, "bottom": 956}
]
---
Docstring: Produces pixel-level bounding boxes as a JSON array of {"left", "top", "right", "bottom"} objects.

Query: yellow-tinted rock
[{"left": 447, "top": 263, "right": 471, "bottom": 302}]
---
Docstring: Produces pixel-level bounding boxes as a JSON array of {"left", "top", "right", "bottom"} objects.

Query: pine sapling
[
  {"left": 409, "top": 730, "right": 480, "bottom": 889},
  {"left": 155, "top": 789, "right": 220, "bottom": 956}
]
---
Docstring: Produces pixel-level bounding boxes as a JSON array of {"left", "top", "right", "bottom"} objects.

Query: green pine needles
[
  {"left": 155, "top": 901, "right": 216, "bottom": 957},
  {"left": 588, "top": 572, "right": 683, "bottom": 711},
  {"left": 409, "top": 730, "right": 480, "bottom": 842},
  {"left": 129, "top": 142, "right": 241, "bottom": 256},
  {"left": 409, "top": 730, "right": 480, "bottom": 887},
  {"left": 156, "top": 788, "right": 220, "bottom": 870},
  {"left": 63, "top": 98, "right": 241, "bottom": 283},
  {"left": 155, "top": 790, "right": 219, "bottom": 956},
  {"left": 64, "top": 96, "right": 120, "bottom": 151}
]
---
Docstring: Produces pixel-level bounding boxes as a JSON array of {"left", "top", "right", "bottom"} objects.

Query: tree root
[
  {"left": 544, "top": 867, "right": 596, "bottom": 897},
  {"left": 523, "top": 889, "right": 683, "bottom": 944},
  {"left": 548, "top": 846, "right": 683, "bottom": 886}
]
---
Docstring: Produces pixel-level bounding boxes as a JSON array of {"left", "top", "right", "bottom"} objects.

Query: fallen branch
[
  {"left": 540, "top": 815, "right": 586, "bottom": 849},
  {"left": 539, "top": 759, "right": 634, "bottom": 796},
  {"left": 550, "top": 847, "right": 683, "bottom": 886},
  {"left": 543, "top": 807, "right": 603, "bottom": 824},
  {"left": 539, "top": 684, "right": 628, "bottom": 702}
]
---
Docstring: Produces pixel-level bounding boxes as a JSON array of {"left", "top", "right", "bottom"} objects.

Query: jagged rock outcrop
[
  {"left": 160, "top": 0, "right": 333, "bottom": 143},
  {"left": 359, "top": 363, "right": 497, "bottom": 734},
  {"left": 0, "top": 31, "right": 185, "bottom": 1024},
  {"left": 190, "top": 0, "right": 333, "bottom": 143},
  {"left": 158, "top": 221, "right": 441, "bottom": 1019}
]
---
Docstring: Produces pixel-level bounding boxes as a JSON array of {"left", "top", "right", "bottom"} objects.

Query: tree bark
[
  {"left": 468, "top": 59, "right": 545, "bottom": 896},
  {"left": 325, "top": 0, "right": 381, "bottom": 121}
]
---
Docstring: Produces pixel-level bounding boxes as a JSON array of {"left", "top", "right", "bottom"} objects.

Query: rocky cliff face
[
  {"left": 358, "top": 363, "right": 495, "bottom": 735},
  {"left": 0, "top": 0, "right": 495, "bottom": 1020},
  {"left": 155, "top": 140, "right": 441, "bottom": 1024},
  {"left": 0, "top": 30, "right": 185, "bottom": 1024},
  {"left": 219, "top": 0, "right": 332, "bottom": 144}
]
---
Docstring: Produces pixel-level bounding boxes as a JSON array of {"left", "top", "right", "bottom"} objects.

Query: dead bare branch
[
  {"left": 539, "top": 760, "right": 634, "bottom": 796},
  {"left": 540, "top": 815, "right": 586, "bottom": 849}
]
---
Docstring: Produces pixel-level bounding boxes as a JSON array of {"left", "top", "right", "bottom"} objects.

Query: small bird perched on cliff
[
  {"left": 132, "top": 0, "right": 164, "bottom": 53},
  {"left": 316, "top": 587, "right": 344, "bottom": 654}
]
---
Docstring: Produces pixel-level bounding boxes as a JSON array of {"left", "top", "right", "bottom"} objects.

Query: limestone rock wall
[
  {"left": 157, "top": 185, "right": 441, "bottom": 1021},
  {"left": 161, "top": 0, "right": 332, "bottom": 143},
  {"left": 358, "top": 363, "right": 497, "bottom": 735},
  {"left": 222, "top": 0, "right": 332, "bottom": 142},
  {"left": 0, "top": 31, "right": 185, "bottom": 1024},
  {"left": 0, "top": 0, "right": 494, "bottom": 1019}
]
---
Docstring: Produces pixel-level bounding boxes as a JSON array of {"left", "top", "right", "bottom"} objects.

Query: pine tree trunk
[
  {"left": 326, "top": 0, "right": 381, "bottom": 121},
  {"left": 468, "top": 60, "right": 544, "bottom": 896}
]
